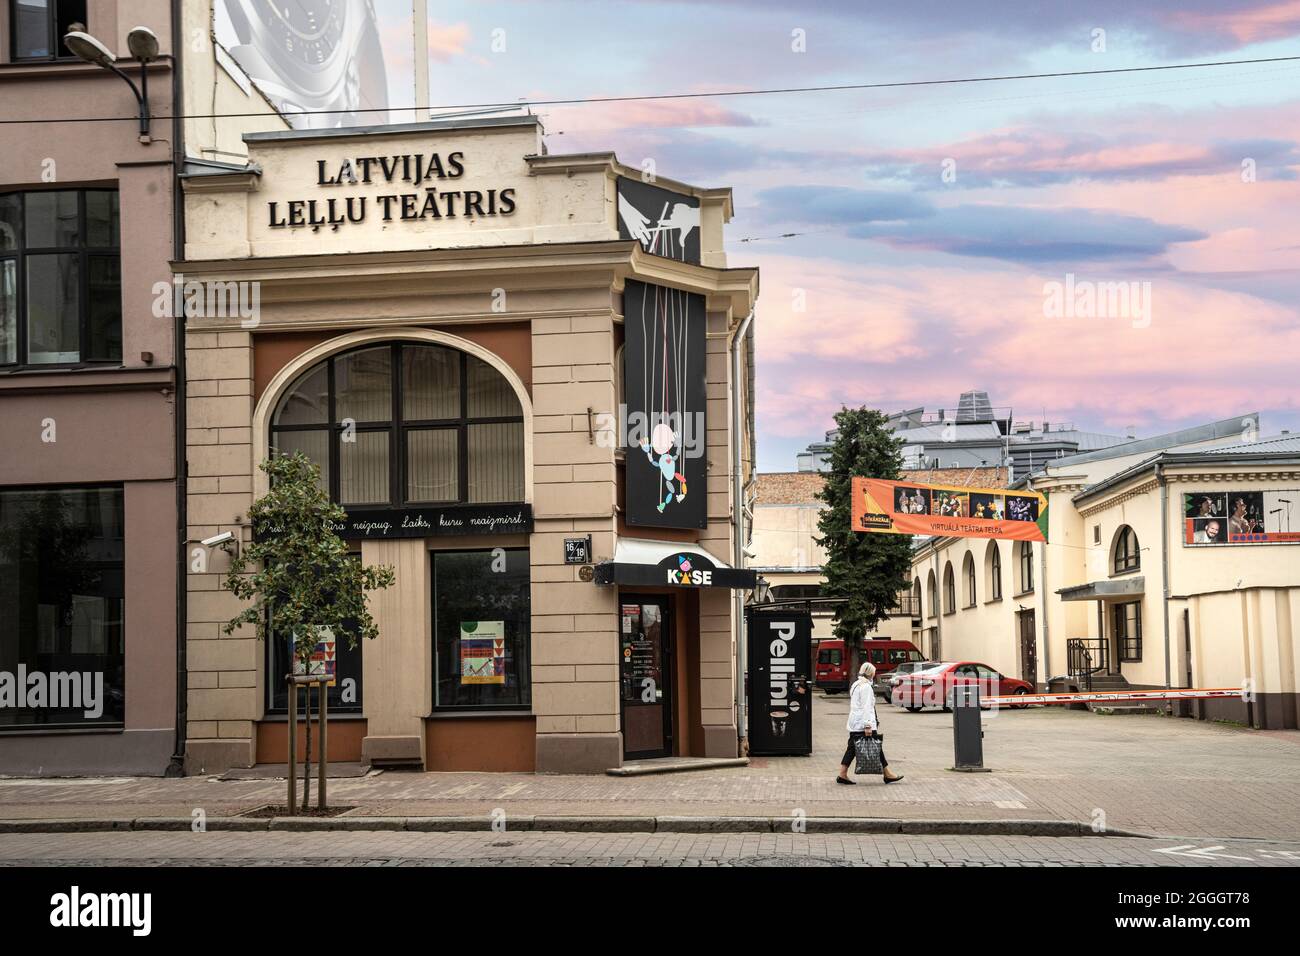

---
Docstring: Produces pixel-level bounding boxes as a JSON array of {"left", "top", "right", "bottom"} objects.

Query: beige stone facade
[{"left": 179, "top": 116, "right": 757, "bottom": 774}]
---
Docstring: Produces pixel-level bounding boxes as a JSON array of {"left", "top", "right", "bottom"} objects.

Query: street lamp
[{"left": 63, "top": 26, "right": 159, "bottom": 141}]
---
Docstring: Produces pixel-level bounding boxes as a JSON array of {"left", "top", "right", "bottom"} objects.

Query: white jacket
[{"left": 846, "top": 677, "right": 878, "bottom": 732}]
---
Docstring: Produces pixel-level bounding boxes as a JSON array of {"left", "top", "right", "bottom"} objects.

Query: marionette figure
[{"left": 639, "top": 423, "right": 688, "bottom": 513}]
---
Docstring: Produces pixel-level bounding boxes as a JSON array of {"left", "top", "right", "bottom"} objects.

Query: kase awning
[{"left": 594, "top": 539, "right": 757, "bottom": 590}]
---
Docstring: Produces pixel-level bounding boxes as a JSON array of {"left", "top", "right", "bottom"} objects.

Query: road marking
[{"left": 1152, "top": 844, "right": 1254, "bottom": 861}]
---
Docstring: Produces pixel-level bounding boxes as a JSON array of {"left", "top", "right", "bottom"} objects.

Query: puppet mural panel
[{"left": 623, "top": 280, "right": 708, "bottom": 529}]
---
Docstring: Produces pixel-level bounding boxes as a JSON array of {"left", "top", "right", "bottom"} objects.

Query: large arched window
[
  {"left": 986, "top": 540, "right": 1002, "bottom": 601},
  {"left": 962, "top": 552, "right": 976, "bottom": 607},
  {"left": 926, "top": 570, "right": 937, "bottom": 619},
  {"left": 943, "top": 561, "right": 956, "bottom": 614},
  {"left": 1113, "top": 525, "right": 1140, "bottom": 574},
  {"left": 270, "top": 342, "right": 525, "bottom": 506}
]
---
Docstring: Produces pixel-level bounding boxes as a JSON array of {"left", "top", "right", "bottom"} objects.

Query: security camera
[
  {"left": 201, "top": 531, "right": 236, "bottom": 549},
  {"left": 742, "top": 544, "right": 758, "bottom": 560}
]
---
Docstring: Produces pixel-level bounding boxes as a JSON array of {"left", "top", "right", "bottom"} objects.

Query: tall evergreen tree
[{"left": 815, "top": 407, "right": 913, "bottom": 642}]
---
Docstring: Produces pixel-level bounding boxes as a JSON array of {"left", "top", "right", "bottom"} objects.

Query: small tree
[
  {"left": 222, "top": 452, "right": 394, "bottom": 809},
  {"left": 815, "top": 407, "right": 914, "bottom": 645}
]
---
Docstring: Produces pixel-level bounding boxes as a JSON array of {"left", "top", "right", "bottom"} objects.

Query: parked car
[
  {"left": 815, "top": 639, "right": 926, "bottom": 694},
  {"left": 814, "top": 640, "right": 850, "bottom": 693},
  {"left": 874, "top": 659, "right": 935, "bottom": 699},
  {"left": 891, "top": 661, "right": 1034, "bottom": 711}
]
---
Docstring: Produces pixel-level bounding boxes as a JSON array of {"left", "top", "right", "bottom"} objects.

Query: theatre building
[{"left": 179, "top": 116, "right": 759, "bottom": 774}]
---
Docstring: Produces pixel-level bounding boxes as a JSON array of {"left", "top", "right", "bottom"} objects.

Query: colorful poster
[
  {"left": 622, "top": 280, "right": 707, "bottom": 530},
  {"left": 459, "top": 621, "right": 506, "bottom": 684},
  {"left": 852, "top": 477, "right": 1048, "bottom": 543},
  {"left": 292, "top": 625, "right": 337, "bottom": 687},
  {"left": 1182, "top": 490, "right": 1300, "bottom": 545}
]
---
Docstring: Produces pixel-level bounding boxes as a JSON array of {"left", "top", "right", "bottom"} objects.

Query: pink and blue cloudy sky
[{"left": 414, "top": 1, "right": 1300, "bottom": 470}]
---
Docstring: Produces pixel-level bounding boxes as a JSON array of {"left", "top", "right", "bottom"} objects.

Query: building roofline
[
  {"left": 243, "top": 114, "right": 541, "bottom": 144},
  {"left": 1072, "top": 444, "right": 1300, "bottom": 504}
]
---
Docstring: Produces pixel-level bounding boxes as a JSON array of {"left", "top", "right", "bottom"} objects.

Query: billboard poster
[
  {"left": 617, "top": 177, "right": 701, "bottom": 264},
  {"left": 1182, "top": 490, "right": 1300, "bottom": 545},
  {"left": 852, "top": 477, "right": 1048, "bottom": 543},
  {"left": 459, "top": 621, "right": 506, "bottom": 684},
  {"left": 622, "top": 280, "right": 707, "bottom": 529},
  {"left": 214, "top": 1, "right": 418, "bottom": 129}
]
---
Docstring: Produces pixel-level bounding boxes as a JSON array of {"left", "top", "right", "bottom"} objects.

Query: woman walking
[{"left": 837, "top": 661, "right": 903, "bottom": 785}]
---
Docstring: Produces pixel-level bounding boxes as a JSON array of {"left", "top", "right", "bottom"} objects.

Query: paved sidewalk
[
  {"left": 2, "top": 701, "right": 1297, "bottom": 841},
  {"left": 4, "top": 830, "right": 1299, "bottom": 867}
]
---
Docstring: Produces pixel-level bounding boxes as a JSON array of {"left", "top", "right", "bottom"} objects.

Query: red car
[{"left": 890, "top": 661, "right": 1033, "bottom": 712}]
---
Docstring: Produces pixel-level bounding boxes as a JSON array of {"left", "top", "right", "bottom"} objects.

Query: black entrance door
[
  {"left": 619, "top": 597, "right": 673, "bottom": 759},
  {"left": 1018, "top": 609, "right": 1037, "bottom": 686}
]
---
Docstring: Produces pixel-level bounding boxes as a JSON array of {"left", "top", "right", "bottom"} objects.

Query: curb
[{"left": 0, "top": 816, "right": 1153, "bottom": 838}]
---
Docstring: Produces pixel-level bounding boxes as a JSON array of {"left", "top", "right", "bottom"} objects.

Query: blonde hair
[{"left": 859, "top": 661, "right": 876, "bottom": 679}]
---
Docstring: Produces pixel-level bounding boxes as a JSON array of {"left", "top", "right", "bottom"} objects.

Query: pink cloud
[
  {"left": 428, "top": 21, "right": 471, "bottom": 62},
  {"left": 541, "top": 99, "right": 758, "bottom": 135},
  {"left": 750, "top": 253, "right": 1300, "bottom": 442},
  {"left": 1163, "top": 1, "right": 1300, "bottom": 45}
]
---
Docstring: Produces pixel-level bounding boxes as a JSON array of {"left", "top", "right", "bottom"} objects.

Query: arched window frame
[
  {"left": 962, "top": 552, "right": 977, "bottom": 607},
  {"left": 266, "top": 339, "right": 526, "bottom": 508},
  {"left": 1112, "top": 525, "right": 1140, "bottom": 575},
  {"left": 943, "top": 561, "right": 956, "bottom": 614},
  {"left": 1018, "top": 541, "right": 1035, "bottom": 594},
  {"left": 987, "top": 541, "right": 1003, "bottom": 601}
]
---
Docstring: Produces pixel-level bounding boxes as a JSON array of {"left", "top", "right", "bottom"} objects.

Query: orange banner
[{"left": 851, "top": 477, "right": 1048, "bottom": 543}]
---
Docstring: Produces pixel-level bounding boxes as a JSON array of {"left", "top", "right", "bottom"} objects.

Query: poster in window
[
  {"left": 622, "top": 279, "right": 707, "bottom": 529},
  {"left": 292, "top": 625, "right": 337, "bottom": 687},
  {"left": 459, "top": 620, "right": 506, "bottom": 684}
]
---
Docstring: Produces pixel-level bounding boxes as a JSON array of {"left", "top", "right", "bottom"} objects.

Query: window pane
[
  {"left": 334, "top": 346, "right": 391, "bottom": 422},
  {"left": 267, "top": 612, "right": 363, "bottom": 714},
  {"left": 468, "top": 421, "right": 524, "bottom": 502},
  {"left": 273, "top": 363, "right": 329, "bottom": 426},
  {"left": 406, "top": 428, "right": 458, "bottom": 502},
  {"left": 271, "top": 429, "right": 329, "bottom": 493},
  {"left": 26, "top": 253, "right": 80, "bottom": 363},
  {"left": 87, "top": 255, "right": 121, "bottom": 361},
  {"left": 14, "top": 0, "right": 51, "bottom": 58},
  {"left": 1, "top": 260, "right": 15, "bottom": 364},
  {"left": 86, "top": 191, "right": 119, "bottom": 248},
  {"left": 466, "top": 354, "right": 520, "bottom": 418},
  {"left": 340, "top": 430, "right": 390, "bottom": 505},
  {"left": 54, "top": 0, "right": 87, "bottom": 56},
  {"left": 25, "top": 191, "right": 79, "bottom": 248},
  {"left": 433, "top": 549, "right": 531, "bottom": 708},
  {"left": 0, "top": 194, "right": 20, "bottom": 251},
  {"left": 402, "top": 344, "right": 459, "bottom": 420},
  {"left": 0, "top": 486, "right": 126, "bottom": 728}
]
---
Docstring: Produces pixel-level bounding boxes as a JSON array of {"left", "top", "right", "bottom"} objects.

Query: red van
[{"left": 815, "top": 639, "right": 924, "bottom": 694}]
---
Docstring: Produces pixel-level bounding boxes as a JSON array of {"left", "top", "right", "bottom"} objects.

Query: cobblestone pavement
[
  {"left": 2, "top": 703, "right": 1297, "bottom": 841},
  {"left": 1, "top": 830, "right": 1297, "bottom": 867}
]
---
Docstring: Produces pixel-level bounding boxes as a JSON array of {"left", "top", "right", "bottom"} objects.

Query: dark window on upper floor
[
  {"left": 0, "top": 188, "right": 121, "bottom": 367},
  {"left": 11, "top": 0, "right": 87, "bottom": 61}
]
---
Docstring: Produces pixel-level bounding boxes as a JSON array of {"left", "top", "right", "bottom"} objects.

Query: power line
[{"left": 2, "top": 54, "right": 1298, "bottom": 125}]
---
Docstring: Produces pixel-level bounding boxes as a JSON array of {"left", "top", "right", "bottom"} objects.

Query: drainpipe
[
  {"left": 1157, "top": 462, "right": 1172, "bottom": 704},
  {"left": 1027, "top": 476, "right": 1049, "bottom": 686},
  {"left": 166, "top": 0, "right": 188, "bottom": 778},
  {"left": 730, "top": 309, "right": 754, "bottom": 752}
]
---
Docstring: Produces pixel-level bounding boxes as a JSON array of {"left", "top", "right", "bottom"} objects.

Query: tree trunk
[{"left": 303, "top": 681, "right": 312, "bottom": 808}]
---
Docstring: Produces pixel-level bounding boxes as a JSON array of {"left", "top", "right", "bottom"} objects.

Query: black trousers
[{"left": 841, "top": 731, "right": 888, "bottom": 770}]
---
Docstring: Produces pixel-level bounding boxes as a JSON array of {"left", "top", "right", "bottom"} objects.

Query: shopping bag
[{"left": 853, "top": 733, "right": 883, "bottom": 774}]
